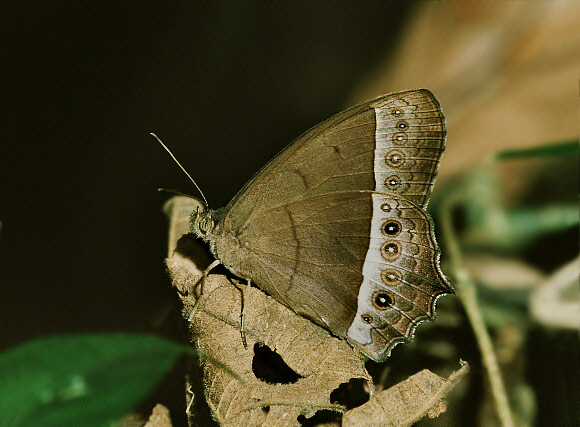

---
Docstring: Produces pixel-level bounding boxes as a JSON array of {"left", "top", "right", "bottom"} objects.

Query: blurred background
[{"left": 1, "top": 2, "right": 577, "bottom": 426}]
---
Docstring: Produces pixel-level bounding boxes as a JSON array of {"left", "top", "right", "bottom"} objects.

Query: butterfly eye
[
  {"left": 197, "top": 216, "right": 213, "bottom": 234},
  {"left": 382, "top": 221, "right": 401, "bottom": 236},
  {"left": 372, "top": 292, "right": 393, "bottom": 310}
]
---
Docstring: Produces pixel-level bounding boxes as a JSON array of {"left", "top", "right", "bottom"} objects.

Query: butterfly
[{"left": 187, "top": 89, "right": 452, "bottom": 362}]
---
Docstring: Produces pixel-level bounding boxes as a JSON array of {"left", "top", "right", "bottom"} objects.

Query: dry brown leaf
[
  {"left": 144, "top": 404, "right": 173, "bottom": 427},
  {"left": 165, "top": 197, "right": 371, "bottom": 425},
  {"left": 164, "top": 196, "right": 466, "bottom": 426},
  {"left": 342, "top": 362, "right": 469, "bottom": 427}
]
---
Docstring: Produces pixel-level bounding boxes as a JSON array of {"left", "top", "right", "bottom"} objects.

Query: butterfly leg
[
  {"left": 240, "top": 279, "right": 251, "bottom": 348},
  {"left": 188, "top": 259, "right": 221, "bottom": 321}
]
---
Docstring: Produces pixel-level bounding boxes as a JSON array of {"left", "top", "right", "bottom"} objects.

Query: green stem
[{"left": 440, "top": 193, "right": 515, "bottom": 427}]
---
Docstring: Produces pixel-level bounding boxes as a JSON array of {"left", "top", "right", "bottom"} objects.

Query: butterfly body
[{"left": 191, "top": 89, "right": 452, "bottom": 362}]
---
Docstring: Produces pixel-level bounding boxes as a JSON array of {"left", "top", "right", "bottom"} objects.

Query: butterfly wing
[
  {"left": 212, "top": 89, "right": 450, "bottom": 361},
  {"left": 223, "top": 89, "right": 445, "bottom": 233},
  {"left": 217, "top": 190, "right": 450, "bottom": 362}
]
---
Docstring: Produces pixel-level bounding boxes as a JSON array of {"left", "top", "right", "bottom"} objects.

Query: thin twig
[{"left": 440, "top": 193, "right": 514, "bottom": 427}]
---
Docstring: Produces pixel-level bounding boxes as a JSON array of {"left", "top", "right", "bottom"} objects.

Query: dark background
[
  {"left": 2, "top": 4, "right": 578, "bottom": 426},
  {"left": 0, "top": 4, "right": 412, "bottom": 361}
]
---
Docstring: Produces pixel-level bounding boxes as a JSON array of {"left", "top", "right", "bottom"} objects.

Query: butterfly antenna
[
  {"left": 150, "top": 133, "right": 209, "bottom": 206},
  {"left": 157, "top": 187, "right": 198, "bottom": 198}
]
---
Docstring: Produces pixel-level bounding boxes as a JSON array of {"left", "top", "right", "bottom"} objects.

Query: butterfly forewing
[
  {"left": 223, "top": 89, "right": 445, "bottom": 233},
  {"left": 370, "top": 91, "right": 446, "bottom": 209}
]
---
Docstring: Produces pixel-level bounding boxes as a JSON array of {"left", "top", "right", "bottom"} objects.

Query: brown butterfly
[{"left": 187, "top": 89, "right": 452, "bottom": 362}]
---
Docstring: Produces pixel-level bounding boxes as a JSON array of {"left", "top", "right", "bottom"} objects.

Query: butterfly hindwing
[{"left": 214, "top": 190, "right": 450, "bottom": 362}]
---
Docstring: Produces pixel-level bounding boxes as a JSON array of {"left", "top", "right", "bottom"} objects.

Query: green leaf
[
  {"left": 0, "top": 333, "right": 190, "bottom": 426},
  {"left": 490, "top": 140, "right": 579, "bottom": 161}
]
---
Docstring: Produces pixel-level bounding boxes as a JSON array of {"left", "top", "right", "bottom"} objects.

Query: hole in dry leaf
[
  {"left": 252, "top": 344, "right": 303, "bottom": 384},
  {"left": 330, "top": 378, "right": 370, "bottom": 409},
  {"left": 297, "top": 410, "right": 341, "bottom": 426},
  {"left": 261, "top": 406, "right": 270, "bottom": 414}
]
